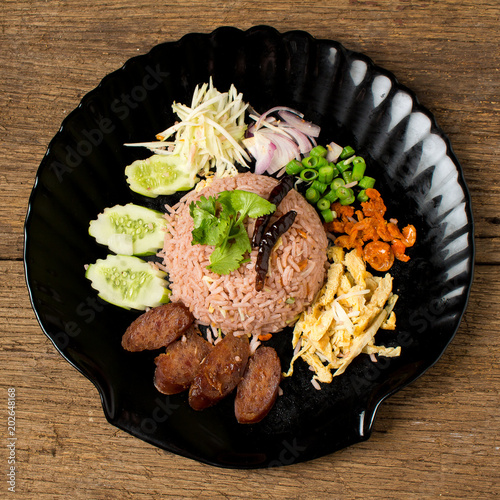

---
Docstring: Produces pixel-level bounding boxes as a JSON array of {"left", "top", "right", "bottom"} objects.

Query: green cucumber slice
[
  {"left": 125, "top": 154, "right": 197, "bottom": 197},
  {"left": 85, "top": 254, "right": 170, "bottom": 310},
  {"left": 89, "top": 203, "right": 166, "bottom": 256}
]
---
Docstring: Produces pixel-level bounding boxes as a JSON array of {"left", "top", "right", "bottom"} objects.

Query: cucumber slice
[
  {"left": 85, "top": 254, "right": 170, "bottom": 310},
  {"left": 89, "top": 203, "right": 166, "bottom": 256},
  {"left": 125, "top": 154, "right": 197, "bottom": 197}
]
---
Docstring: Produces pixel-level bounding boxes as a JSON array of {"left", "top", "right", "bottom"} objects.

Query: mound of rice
[{"left": 160, "top": 173, "right": 328, "bottom": 337}]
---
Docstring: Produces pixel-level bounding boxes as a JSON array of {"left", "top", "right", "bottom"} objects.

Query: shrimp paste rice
[{"left": 160, "top": 173, "right": 328, "bottom": 336}]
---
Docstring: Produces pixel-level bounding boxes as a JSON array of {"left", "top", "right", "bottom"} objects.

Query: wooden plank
[
  {"left": 1, "top": 2, "right": 498, "bottom": 262},
  {"left": 2, "top": 0, "right": 499, "bottom": 497},
  {"left": 1, "top": 260, "right": 498, "bottom": 499}
]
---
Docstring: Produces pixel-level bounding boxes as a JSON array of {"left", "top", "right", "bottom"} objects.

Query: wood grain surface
[{"left": 1, "top": 0, "right": 499, "bottom": 498}]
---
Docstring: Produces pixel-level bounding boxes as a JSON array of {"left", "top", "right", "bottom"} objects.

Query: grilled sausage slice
[
  {"left": 188, "top": 333, "right": 250, "bottom": 411},
  {"left": 121, "top": 302, "right": 194, "bottom": 352},
  {"left": 234, "top": 346, "right": 281, "bottom": 424},
  {"left": 154, "top": 326, "right": 212, "bottom": 395}
]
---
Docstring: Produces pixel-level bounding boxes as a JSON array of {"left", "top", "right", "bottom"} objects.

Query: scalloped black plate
[{"left": 24, "top": 26, "right": 474, "bottom": 468}]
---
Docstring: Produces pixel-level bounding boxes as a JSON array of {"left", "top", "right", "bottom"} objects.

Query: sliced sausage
[
  {"left": 154, "top": 326, "right": 212, "bottom": 395},
  {"left": 188, "top": 333, "right": 250, "bottom": 411},
  {"left": 234, "top": 346, "right": 281, "bottom": 424},
  {"left": 121, "top": 302, "right": 193, "bottom": 352}
]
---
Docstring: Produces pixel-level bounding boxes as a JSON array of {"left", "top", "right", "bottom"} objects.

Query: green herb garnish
[{"left": 189, "top": 190, "right": 276, "bottom": 275}]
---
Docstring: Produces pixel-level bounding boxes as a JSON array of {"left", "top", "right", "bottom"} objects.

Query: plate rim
[{"left": 23, "top": 25, "right": 475, "bottom": 468}]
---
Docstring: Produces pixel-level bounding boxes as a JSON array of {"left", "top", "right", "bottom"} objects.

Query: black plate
[{"left": 24, "top": 26, "right": 474, "bottom": 468}]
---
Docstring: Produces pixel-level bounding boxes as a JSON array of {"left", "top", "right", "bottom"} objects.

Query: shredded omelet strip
[{"left": 283, "top": 247, "right": 401, "bottom": 385}]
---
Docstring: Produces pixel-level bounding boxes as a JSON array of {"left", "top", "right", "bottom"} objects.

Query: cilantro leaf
[
  {"left": 215, "top": 191, "right": 237, "bottom": 219},
  {"left": 207, "top": 219, "right": 252, "bottom": 275},
  {"left": 207, "top": 243, "right": 245, "bottom": 275},
  {"left": 189, "top": 196, "right": 229, "bottom": 246},
  {"left": 227, "top": 222, "right": 252, "bottom": 253},
  {"left": 220, "top": 190, "right": 276, "bottom": 221},
  {"left": 194, "top": 195, "right": 217, "bottom": 216},
  {"left": 207, "top": 229, "right": 250, "bottom": 275},
  {"left": 190, "top": 189, "right": 276, "bottom": 275}
]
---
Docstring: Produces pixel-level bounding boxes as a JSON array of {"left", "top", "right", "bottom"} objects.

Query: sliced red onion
[
  {"left": 256, "top": 143, "right": 277, "bottom": 174},
  {"left": 280, "top": 126, "right": 315, "bottom": 154},
  {"left": 259, "top": 129, "right": 300, "bottom": 174},
  {"left": 244, "top": 106, "right": 322, "bottom": 175},
  {"left": 278, "top": 111, "right": 320, "bottom": 138},
  {"left": 259, "top": 128, "right": 298, "bottom": 152},
  {"left": 326, "top": 141, "right": 343, "bottom": 163},
  {"left": 254, "top": 106, "right": 304, "bottom": 131},
  {"left": 242, "top": 135, "right": 276, "bottom": 174},
  {"left": 275, "top": 165, "right": 287, "bottom": 178},
  {"left": 245, "top": 123, "right": 255, "bottom": 138}
]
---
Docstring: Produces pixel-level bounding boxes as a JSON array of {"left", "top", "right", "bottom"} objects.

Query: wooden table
[{"left": 1, "top": 1, "right": 499, "bottom": 498}]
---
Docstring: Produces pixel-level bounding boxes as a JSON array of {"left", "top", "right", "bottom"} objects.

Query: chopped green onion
[
  {"left": 286, "top": 159, "right": 304, "bottom": 175},
  {"left": 357, "top": 189, "right": 369, "bottom": 202},
  {"left": 302, "top": 156, "right": 327, "bottom": 169},
  {"left": 343, "top": 155, "right": 356, "bottom": 166},
  {"left": 336, "top": 186, "right": 354, "bottom": 200},
  {"left": 300, "top": 168, "right": 318, "bottom": 182},
  {"left": 352, "top": 156, "right": 366, "bottom": 166},
  {"left": 329, "top": 162, "right": 340, "bottom": 177},
  {"left": 342, "top": 170, "right": 353, "bottom": 184},
  {"left": 317, "top": 198, "right": 331, "bottom": 211},
  {"left": 352, "top": 160, "right": 366, "bottom": 181},
  {"left": 320, "top": 209, "right": 334, "bottom": 223},
  {"left": 316, "top": 157, "right": 328, "bottom": 169},
  {"left": 309, "top": 145, "right": 328, "bottom": 157},
  {"left": 305, "top": 187, "right": 320, "bottom": 203},
  {"left": 336, "top": 160, "right": 350, "bottom": 172},
  {"left": 323, "top": 189, "right": 339, "bottom": 203},
  {"left": 358, "top": 176, "right": 376, "bottom": 189},
  {"left": 340, "top": 145, "right": 355, "bottom": 160},
  {"left": 311, "top": 180, "right": 328, "bottom": 194},
  {"left": 285, "top": 297, "right": 296, "bottom": 304},
  {"left": 340, "top": 193, "right": 356, "bottom": 205},
  {"left": 302, "top": 156, "right": 319, "bottom": 169},
  {"left": 331, "top": 178, "right": 346, "bottom": 190},
  {"left": 318, "top": 165, "right": 335, "bottom": 184}
]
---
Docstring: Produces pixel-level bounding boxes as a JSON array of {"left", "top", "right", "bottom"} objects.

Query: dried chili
[
  {"left": 252, "top": 175, "right": 295, "bottom": 247},
  {"left": 255, "top": 210, "right": 297, "bottom": 291}
]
